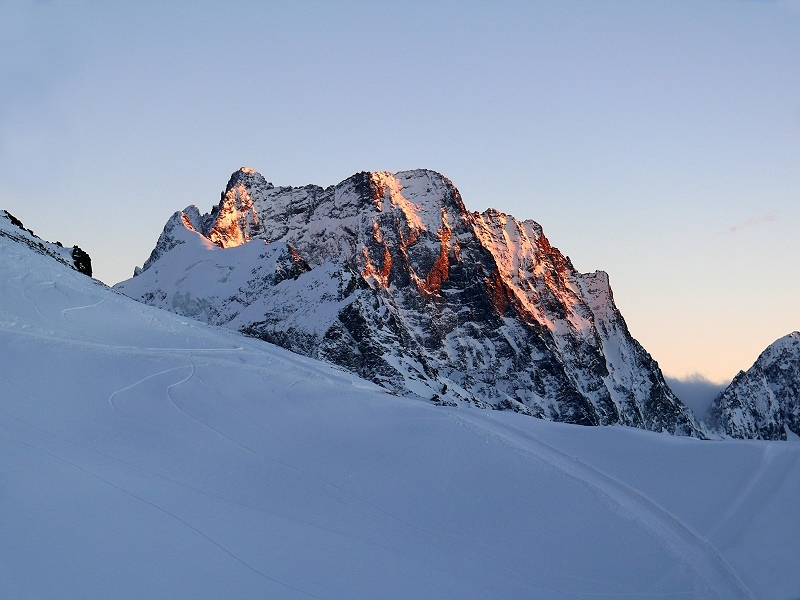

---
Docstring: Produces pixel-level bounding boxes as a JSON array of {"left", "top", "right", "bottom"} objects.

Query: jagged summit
[
  {"left": 710, "top": 332, "right": 800, "bottom": 440},
  {"left": 118, "top": 167, "right": 702, "bottom": 436}
]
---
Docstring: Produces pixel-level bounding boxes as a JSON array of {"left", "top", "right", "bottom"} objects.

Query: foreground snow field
[{"left": 2, "top": 230, "right": 800, "bottom": 599}]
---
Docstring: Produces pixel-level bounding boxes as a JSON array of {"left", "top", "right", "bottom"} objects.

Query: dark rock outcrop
[{"left": 0, "top": 210, "right": 92, "bottom": 278}]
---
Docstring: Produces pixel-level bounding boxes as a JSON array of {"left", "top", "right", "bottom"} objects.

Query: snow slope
[{"left": 2, "top": 220, "right": 800, "bottom": 599}]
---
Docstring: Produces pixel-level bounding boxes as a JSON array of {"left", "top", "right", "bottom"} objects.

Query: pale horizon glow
[{"left": 1, "top": 1, "right": 798, "bottom": 385}]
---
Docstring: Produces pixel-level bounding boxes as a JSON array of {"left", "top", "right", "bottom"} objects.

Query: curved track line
[
  {"left": 0, "top": 326, "right": 376, "bottom": 392},
  {"left": 108, "top": 366, "right": 193, "bottom": 411},
  {"left": 61, "top": 297, "right": 106, "bottom": 318},
  {"left": 1, "top": 324, "right": 245, "bottom": 354},
  {"left": 709, "top": 444, "right": 799, "bottom": 547},
  {"left": 450, "top": 411, "right": 755, "bottom": 600}
]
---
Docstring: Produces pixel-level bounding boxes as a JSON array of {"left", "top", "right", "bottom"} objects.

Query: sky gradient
[{"left": 2, "top": 0, "right": 798, "bottom": 385}]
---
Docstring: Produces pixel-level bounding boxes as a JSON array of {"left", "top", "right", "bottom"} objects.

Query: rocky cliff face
[
  {"left": 117, "top": 167, "right": 702, "bottom": 436},
  {"left": 709, "top": 332, "right": 800, "bottom": 440}
]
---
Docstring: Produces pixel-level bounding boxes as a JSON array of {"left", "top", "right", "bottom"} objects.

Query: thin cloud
[
  {"left": 720, "top": 211, "right": 778, "bottom": 235},
  {"left": 665, "top": 374, "right": 729, "bottom": 419}
]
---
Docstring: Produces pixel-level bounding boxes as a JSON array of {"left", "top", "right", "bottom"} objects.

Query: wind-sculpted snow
[
  {"left": 118, "top": 167, "right": 701, "bottom": 435},
  {"left": 3, "top": 219, "right": 800, "bottom": 598},
  {"left": 710, "top": 332, "right": 800, "bottom": 440}
]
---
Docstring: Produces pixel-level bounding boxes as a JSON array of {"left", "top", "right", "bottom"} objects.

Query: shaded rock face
[
  {"left": 710, "top": 332, "right": 800, "bottom": 440},
  {"left": 71, "top": 245, "right": 92, "bottom": 277},
  {"left": 117, "top": 168, "right": 701, "bottom": 436}
]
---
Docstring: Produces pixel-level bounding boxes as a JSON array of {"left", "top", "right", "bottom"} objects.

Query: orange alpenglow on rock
[{"left": 117, "top": 167, "right": 703, "bottom": 437}]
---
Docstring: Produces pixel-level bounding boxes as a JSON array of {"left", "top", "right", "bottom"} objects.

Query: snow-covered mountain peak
[
  {"left": 225, "top": 166, "right": 274, "bottom": 191},
  {"left": 120, "top": 167, "right": 702, "bottom": 436},
  {"left": 759, "top": 331, "right": 800, "bottom": 361},
  {"left": 369, "top": 169, "right": 464, "bottom": 232},
  {"left": 710, "top": 331, "right": 800, "bottom": 440}
]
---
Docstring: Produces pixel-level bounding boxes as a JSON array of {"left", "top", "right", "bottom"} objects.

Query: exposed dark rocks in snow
[{"left": 0, "top": 210, "right": 93, "bottom": 277}]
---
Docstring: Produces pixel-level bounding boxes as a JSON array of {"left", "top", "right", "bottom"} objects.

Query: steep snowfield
[{"left": 2, "top": 221, "right": 800, "bottom": 599}]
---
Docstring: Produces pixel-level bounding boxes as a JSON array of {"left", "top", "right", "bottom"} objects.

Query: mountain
[
  {"left": 3, "top": 208, "right": 799, "bottom": 599},
  {"left": 0, "top": 210, "right": 92, "bottom": 276},
  {"left": 709, "top": 332, "right": 800, "bottom": 440},
  {"left": 117, "top": 167, "right": 702, "bottom": 436}
]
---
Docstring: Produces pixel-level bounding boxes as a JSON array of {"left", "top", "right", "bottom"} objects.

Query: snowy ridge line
[
  {"left": 1, "top": 316, "right": 390, "bottom": 394},
  {"left": 0, "top": 223, "right": 73, "bottom": 270},
  {"left": 0, "top": 323, "right": 246, "bottom": 354},
  {"left": 0, "top": 429, "right": 329, "bottom": 600},
  {"left": 447, "top": 411, "right": 755, "bottom": 600}
]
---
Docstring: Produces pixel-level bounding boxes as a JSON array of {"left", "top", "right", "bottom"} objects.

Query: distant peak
[{"left": 224, "top": 167, "right": 273, "bottom": 193}]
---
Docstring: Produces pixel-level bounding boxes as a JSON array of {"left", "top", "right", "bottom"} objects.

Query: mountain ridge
[
  {"left": 709, "top": 331, "right": 800, "bottom": 440},
  {"left": 118, "top": 167, "right": 702, "bottom": 436},
  {"left": 0, "top": 210, "right": 92, "bottom": 277}
]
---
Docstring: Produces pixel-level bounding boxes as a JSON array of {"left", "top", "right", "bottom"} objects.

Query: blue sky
[{"left": 2, "top": 0, "right": 798, "bottom": 384}]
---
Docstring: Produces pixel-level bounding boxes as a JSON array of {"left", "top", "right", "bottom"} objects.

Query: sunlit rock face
[
  {"left": 117, "top": 167, "right": 701, "bottom": 435},
  {"left": 710, "top": 332, "right": 800, "bottom": 440}
]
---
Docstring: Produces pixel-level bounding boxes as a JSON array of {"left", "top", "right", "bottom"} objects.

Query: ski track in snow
[
  {"left": 449, "top": 411, "right": 755, "bottom": 600},
  {"left": 97, "top": 354, "right": 555, "bottom": 593},
  {"left": 21, "top": 282, "right": 48, "bottom": 321},
  {"left": 108, "top": 366, "right": 195, "bottom": 411},
  {"left": 0, "top": 323, "right": 363, "bottom": 386},
  {"left": 61, "top": 297, "right": 106, "bottom": 318}
]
